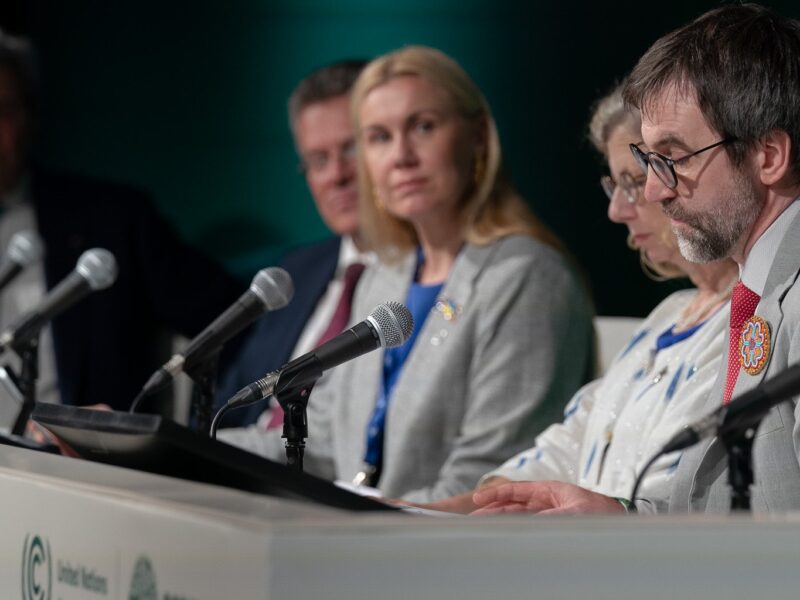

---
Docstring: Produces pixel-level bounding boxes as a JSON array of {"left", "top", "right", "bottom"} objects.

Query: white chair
[{"left": 593, "top": 316, "right": 644, "bottom": 376}]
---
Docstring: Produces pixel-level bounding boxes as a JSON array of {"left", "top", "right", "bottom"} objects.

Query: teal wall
[{"left": 5, "top": 1, "right": 799, "bottom": 315}]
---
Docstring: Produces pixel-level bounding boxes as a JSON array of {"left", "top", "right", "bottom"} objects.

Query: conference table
[{"left": 2, "top": 443, "right": 800, "bottom": 600}]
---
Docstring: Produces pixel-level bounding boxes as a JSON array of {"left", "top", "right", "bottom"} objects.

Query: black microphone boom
[
  {"left": 662, "top": 363, "right": 800, "bottom": 454},
  {"left": 135, "top": 267, "right": 294, "bottom": 400},
  {"left": 0, "top": 231, "right": 45, "bottom": 292},
  {"left": 225, "top": 301, "right": 414, "bottom": 411},
  {"left": 0, "top": 248, "right": 117, "bottom": 352}
]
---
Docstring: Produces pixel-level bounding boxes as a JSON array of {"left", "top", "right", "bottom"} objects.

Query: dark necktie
[
  {"left": 722, "top": 282, "right": 760, "bottom": 404},
  {"left": 313, "top": 262, "right": 366, "bottom": 347}
]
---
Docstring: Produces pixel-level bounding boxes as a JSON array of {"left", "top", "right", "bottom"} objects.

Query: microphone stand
[
  {"left": 722, "top": 427, "right": 756, "bottom": 512},
  {"left": 11, "top": 336, "right": 39, "bottom": 436},
  {"left": 276, "top": 384, "right": 314, "bottom": 473},
  {"left": 187, "top": 352, "right": 219, "bottom": 436}
]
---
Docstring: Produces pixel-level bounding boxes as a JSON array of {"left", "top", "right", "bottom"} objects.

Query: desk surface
[{"left": 2, "top": 445, "right": 799, "bottom": 600}]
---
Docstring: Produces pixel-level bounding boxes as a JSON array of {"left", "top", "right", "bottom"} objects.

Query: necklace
[
  {"left": 643, "top": 279, "right": 736, "bottom": 374},
  {"left": 673, "top": 278, "right": 736, "bottom": 332}
]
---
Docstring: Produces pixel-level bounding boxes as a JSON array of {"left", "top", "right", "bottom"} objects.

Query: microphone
[
  {"left": 224, "top": 301, "right": 414, "bottom": 410},
  {"left": 0, "top": 231, "right": 45, "bottom": 292},
  {"left": 0, "top": 248, "right": 117, "bottom": 352},
  {"left": 661, "top": 363, "right": 800, "bottom": 454},
  {"left": 136, "top": 267, "right": 294, "bottom": 399}
]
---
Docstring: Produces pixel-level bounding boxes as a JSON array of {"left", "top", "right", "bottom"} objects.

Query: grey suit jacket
[
  {"left": 640, "top": 207, "right": 800, "bottom": 513},
  {"left": 305, "top": 235, "right": 593, "bottom": 502},
  {"left": 220, "top": 235, "right": 594, "bottom": 502}
]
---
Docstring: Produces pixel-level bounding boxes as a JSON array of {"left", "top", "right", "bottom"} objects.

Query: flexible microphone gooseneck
[
  {"left": 210, "top": 301, "right": 414, "bottom": 437},
  {"left": 3, "top": 248, "right": 117, "bottom": 436},
  {"left": 0, "top": 230, "right": 45, "bottom": 292},
  {"left": 130, "top": 267, "right": 294, "bottom": 413},
  {"left": 0, "top": 248, "right": 117, "bottom": 353},
  {"left": 629, "top": 362, "right": 800, "bottom": 506}
]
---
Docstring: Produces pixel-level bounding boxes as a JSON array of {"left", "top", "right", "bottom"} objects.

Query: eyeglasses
[
  {"left": 600, "top": 172, "right": 645, "bottom": 204},
  {"left": 298, "top": 140, "right": 356, "bottom": 177},
  {"left": 629, "top": 138, "right": 735, "bottom": 189}
]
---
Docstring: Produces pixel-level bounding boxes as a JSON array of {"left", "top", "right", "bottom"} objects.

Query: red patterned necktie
[
  {"left": 722, "top": 282, "right": 761, "bottom": 404},
  {"left": 266, "top": 262, "right": 366, "bottom": 429}
]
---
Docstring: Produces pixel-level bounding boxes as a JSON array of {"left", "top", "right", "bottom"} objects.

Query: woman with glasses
[
  {"left": 221, "top": 46, "right": 594, "bottom": 502},
  {"left": 422, "top": 82, "right": 738, "bottom": 514}
]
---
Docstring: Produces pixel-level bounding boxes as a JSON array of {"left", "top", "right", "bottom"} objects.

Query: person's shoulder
[
  {"left": 32, "top": 166, "right": 151, "bottom": 210},
  {"left": 279, "top": 237, "right": 341, "bottom": 266},
  {"left": 482, "top": 234, "right": 567, "bottom": 267},
  {"left": 641, "top": 289, "right": 697, "bottom": 326},
  {"left": 474, "top": 235, "right": 578, "bottom": 290}
]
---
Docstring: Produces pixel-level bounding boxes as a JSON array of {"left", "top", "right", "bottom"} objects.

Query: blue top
[
  {"left": 362, "top": 251, "right": 445, "bottom": 475},
  {"left": 655, "top": 321, "right": 705, "bottom": 352}
]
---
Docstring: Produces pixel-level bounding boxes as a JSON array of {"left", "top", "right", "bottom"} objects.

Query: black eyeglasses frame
[{"left": 629, "top": 138, "right": 736, "bottom": 189}]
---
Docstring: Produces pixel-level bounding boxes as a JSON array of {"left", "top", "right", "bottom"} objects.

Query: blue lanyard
[{"left": 362, "top": 249, "right": 444, "bottom": 477}]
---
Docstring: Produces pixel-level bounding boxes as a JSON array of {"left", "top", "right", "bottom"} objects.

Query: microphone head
[
  {"left": 8, "top": 231, "right": 45, "bottom": 266},
  {"left": 368, "top": 301, "right": 414, "bottom": 348},
  {"left": 250, "top": 267, "right": 294, "bottom": 310},
  {"left": 76, "top": 248, "right": 118, "bottom": 290}
]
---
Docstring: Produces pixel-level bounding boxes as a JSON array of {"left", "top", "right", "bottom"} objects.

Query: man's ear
[{"left": 755, "top": 129, "right": 793, "bottom": 186}]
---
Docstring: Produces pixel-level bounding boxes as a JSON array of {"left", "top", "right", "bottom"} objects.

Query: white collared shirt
[{"left": 0, "top": 178, "right": 59, "bottom": 428}]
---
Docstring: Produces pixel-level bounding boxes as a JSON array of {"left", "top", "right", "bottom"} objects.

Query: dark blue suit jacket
[
  {"left": 30, "top": 168, "right": 243, "bottom": 410},
  {"left": 215, "top": 237, "right": 341, "bottom": 426}
]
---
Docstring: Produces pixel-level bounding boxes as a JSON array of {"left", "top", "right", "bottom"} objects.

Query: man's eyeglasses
[
  {"left": 298, "top": 140, "right": 356, "bottom": 177},
  {"left": 629, "top": 138, "right": 735, "bottom": 189},
  {"left": 600, "top": 172, "right": 645, "bottom": 204}
]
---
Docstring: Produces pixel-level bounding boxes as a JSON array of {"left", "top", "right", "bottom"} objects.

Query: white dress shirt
[{"left": 0, "top": 178, "right": 59, "bottom": 431}]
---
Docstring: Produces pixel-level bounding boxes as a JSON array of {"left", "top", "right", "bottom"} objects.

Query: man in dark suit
[
  {"left": 216, "top": 60, "right": 369, "bottom": 426},
  {"left": 0, "top": 29, "right": 243, "bottom": 411}
]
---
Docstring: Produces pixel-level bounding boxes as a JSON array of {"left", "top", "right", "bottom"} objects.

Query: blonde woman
[{"left": 222, "top": 47, "right": 593, "bottom": 502}]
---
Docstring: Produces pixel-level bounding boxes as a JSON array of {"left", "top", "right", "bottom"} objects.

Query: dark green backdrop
[{"left": 3, "top": 1, "right": 798, "bottom": 315}]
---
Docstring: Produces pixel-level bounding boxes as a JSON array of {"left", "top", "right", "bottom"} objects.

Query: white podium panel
[{"left": 1, "top": 445, "right": 800, "bottom": 600}]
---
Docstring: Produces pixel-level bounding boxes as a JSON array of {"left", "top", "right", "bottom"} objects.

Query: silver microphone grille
[
  {"left": 251, "top": 267, "right": 294, "bottom": 310},
  {"left": 368, "top": 301, "right": 414, "bottom": 348},
  {"left": 76, "top": 248, "right": 118, "bottom": 290},
  {"left": 8, "top": 231, "right": 44, "bottom": 266}
]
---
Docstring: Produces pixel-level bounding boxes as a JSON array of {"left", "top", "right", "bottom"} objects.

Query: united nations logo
[
  {"left": 129, "top": 555, "right": 158, "bottom": 600},
  {"left": 21, "top": 534, "right": 52, "bottom": 600}
]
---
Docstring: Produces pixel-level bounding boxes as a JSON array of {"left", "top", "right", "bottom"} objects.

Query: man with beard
[{"left": 470, "top": 3, "right": 800, "bottom": 515}]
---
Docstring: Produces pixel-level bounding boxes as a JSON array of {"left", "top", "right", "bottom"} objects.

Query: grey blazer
[
  {"left": 641, "top": 207, "right": 800, "bottom": 513},
  {"left": 301, "top": 235, "right": 594, "bottom": 502}
]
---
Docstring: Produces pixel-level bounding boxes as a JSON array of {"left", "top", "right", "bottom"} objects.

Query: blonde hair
[
  {"left": 351, "top": 45, "right": 562, "bottom": 261},
  {"left": 589, "top": 82, "right": 684, "bottom": 280}
]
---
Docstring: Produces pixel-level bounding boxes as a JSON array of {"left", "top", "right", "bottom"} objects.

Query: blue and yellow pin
[{"left": 434, "top": 297, "right": 461, "bottom": 321}]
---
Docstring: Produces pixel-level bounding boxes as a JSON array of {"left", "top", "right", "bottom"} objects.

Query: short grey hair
[
  {"left": 287, "top": 59, "right": 367, "bottom": 130},
  {"left": 588, "top": 81, "right": 640, "bottom": 157}
]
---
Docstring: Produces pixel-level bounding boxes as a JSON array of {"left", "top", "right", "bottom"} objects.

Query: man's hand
[
  {"left": 410, "top": 477, "right": 512, "bottom": 514},
  {"left": 471, "top": 480, "right": 626, "bottom": 515}
]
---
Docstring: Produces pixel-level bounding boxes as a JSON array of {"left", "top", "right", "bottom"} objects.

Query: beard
[{"left": 662, "top": 169, "right": 762, "bottom": 263}]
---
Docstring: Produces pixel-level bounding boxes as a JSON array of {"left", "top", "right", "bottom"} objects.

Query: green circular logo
[
  {"left": 21, "top": 534, "right": 52, "bottom": 600},
  {"left": 129, "top": 555, "right": 158, "bottom": 600}
]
